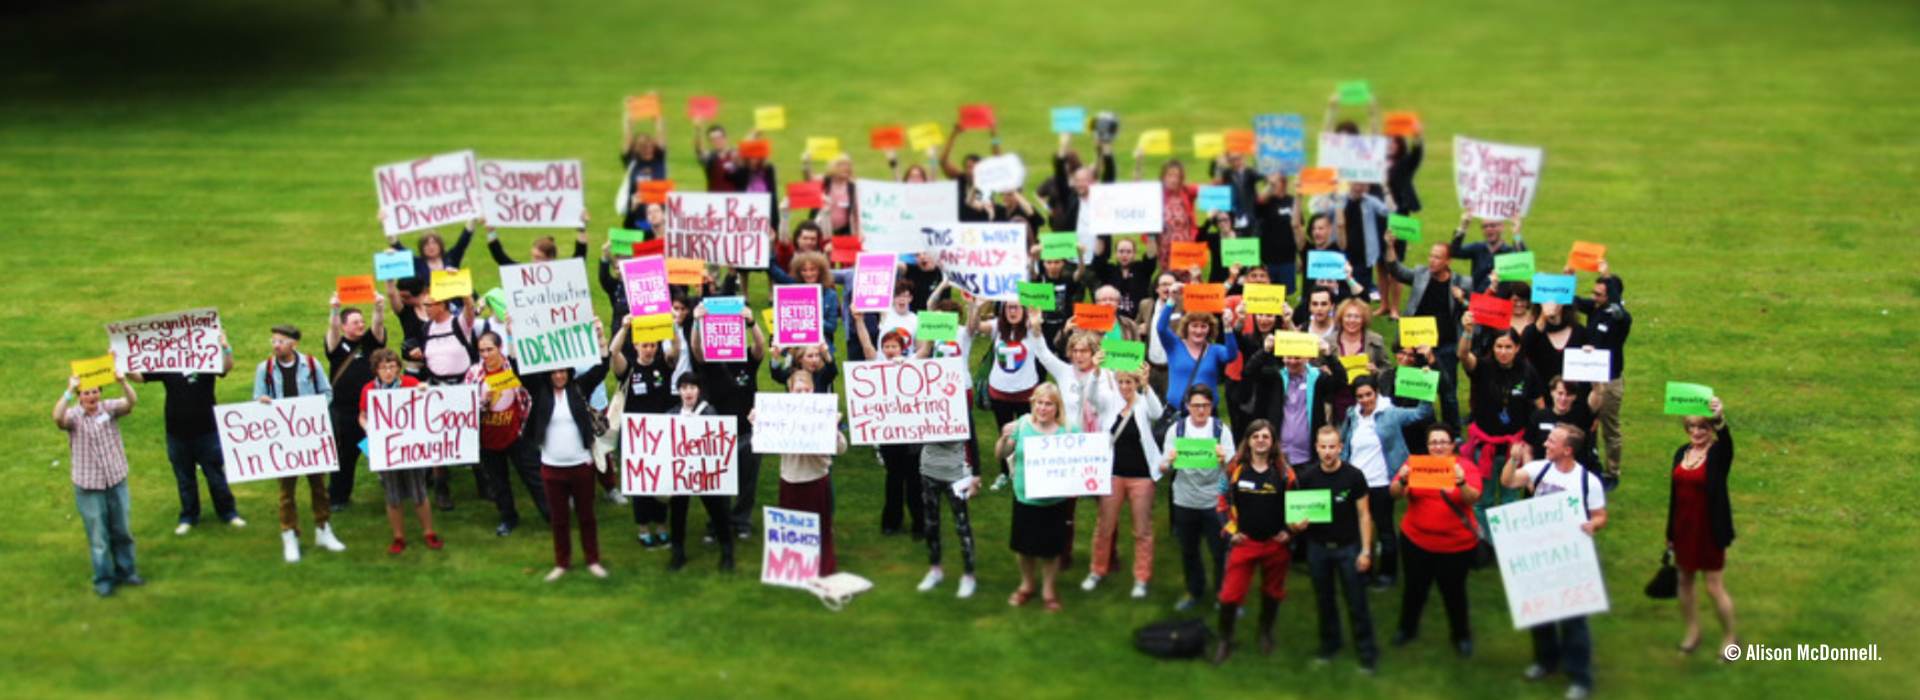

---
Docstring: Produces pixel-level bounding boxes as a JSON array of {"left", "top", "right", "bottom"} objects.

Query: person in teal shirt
[{"left": 996, "top": 383, "right": 1077, "bottom": 613}]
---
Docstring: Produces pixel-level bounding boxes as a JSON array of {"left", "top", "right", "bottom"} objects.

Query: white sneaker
[
  {"left": 956, "top": 575, "right": 977, "bottom": 599},
  {"left": 315, "top": 524, "right": 347, "bottom": 552},
  {"left": 1131, "top": 581, "right": 1150, "bottom": 599},
  {"left": 282, "top": 529, "right": 302, "bottom": 563},
  {"left": 606, "top": 490, "right": 629, "bottom": 505},
  {"left": 990, "top": 474, "right": 1008, "bottom": 491},
  {"left": 544, "top": 567, "right": 567, "bottom": 582},
  {"left": 227, "top": 517, "right": 247, "bottom": 528},
  {"left": 588, "top": 563, "right": 609, "bottom": 579},
  {"left": 1081, "top": 573, "right": 1102, "bottom": 592},
  {"left": 174, "top": 523, "right": 192, "bottom": 536},
  {"left": 917, "top": 569, "right": 945, "bottom": 592}
]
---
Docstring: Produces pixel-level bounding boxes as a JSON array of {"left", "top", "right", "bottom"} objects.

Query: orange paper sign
[
  {"left": 1223, "top": 129, "right": 1256, "bottom": 155},
  {"left": 336, "top": 275, "right": 376, "bottom": 305},
  {"left": 1406, "top": 455, "right": 1458, "bottom": 490},
  {"left": 739, "top": 140, "right": 771, "bottom": 160},
  {"left": 639, "top": 180, "right": 674, "bottom": 205},
  {"left": 1383, "top": 111, "right": 1422, "bottom": 137},
  {"left": 666, "top": 258, "right": 705, "bottom": 285},
  {"left": 1568, "top": 241, "right": 1607, "bottom": 272},
  {"left": 626, "top": 94, "right": 661, "bottom": 120},
  {"left": 1072, "top": 303, "right": 1117, "bottom": 332},
  {"left": 870, "top": 126, "right": 905, "bottom": 150},
  {"left": 1183, "top": 283, "right": 1226, "bottom": 314},
  {"left": 1299, "top": 167, "right": 1339, "bottom": 195},
  {"left": 1169, "top": 241, "right": 1210, "bottom": 271}
]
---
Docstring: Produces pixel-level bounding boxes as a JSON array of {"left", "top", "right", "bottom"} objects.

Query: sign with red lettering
[
  {"left": 844, "top": 357, "right": 972, "bottom": 445},
  {"left": 1317, "top": 132, "right": 1390, "bottom": 184},
  {"left": 501, "top": 258, "right": 599, "bottom": 373},
  {"left": 1455, "top": 136, "right": 1544, "bottom": 221},
  {"left": 926, "top": 222, "right": 1029, "bottom": 302},
  {"left": 364, "top": 385, "right": 481, "bottom": 472},
  {"left": 621, "top": 414, "right": 740, "bottom": 496},
  {"left": 639, "top": 179, "right": 674, "bottom": 205},
  {"left": 215, "top": 396, "right": 338, "bottom": 484},
  {"left": 665, "top": 192, "right": 772, "bottom": 269},
  {"left": 105, "top": 307, "right": 226, "bottom": 375},
  {"left": 477, "top": 159, "right": 584, "bottom": 229},
  {"left": 1470, "top": 293, "right": 1515, "bottom": 330},
  {"left": 762, "top": 506, "right": 820, "bottom": 589},
  {"left": 374, "top": 150, "right": 482, "bottom": 236},
  {"left": 1022, "top": 431, "right": 1114, "bottom": 498}
]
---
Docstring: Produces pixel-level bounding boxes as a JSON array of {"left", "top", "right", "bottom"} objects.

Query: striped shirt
[{"left": 65, "top": 400, "right": 130, "bottom": 490}]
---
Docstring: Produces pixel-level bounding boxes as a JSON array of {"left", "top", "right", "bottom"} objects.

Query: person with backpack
[
  {"left": 324, "top": 292, "right": 387, "bottom": 512},
  {"left": 1301, "top": 426, "right": 1379, "bottom": 673},
  {"left": 1209, "top": 419, "right": 1293, "bottom": 665},
  {"left": 252, "top": 324, "right": 346, "bottom": 563},
  {"left": 1500, "top": 425, "right": 1608, "bottom": 700},
  {"left": 1159, "top": 385, "right": 1234, "bottom": 612},
  {"left": 404, "top": 289, "right": 480, "bottom": 511}
]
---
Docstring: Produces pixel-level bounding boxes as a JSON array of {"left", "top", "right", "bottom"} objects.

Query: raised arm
[
  {"left": 327, "top": 293, "right": 345, "bottom": 352},
  {"left": 939, "top": 123, "right": 966, "bottom": 180},
  {"left": 1458, "top": 312, "right": 1479, "bottom": 373},
  {"left": 52, "top": 375, "right": 78, "bottom": 430}
]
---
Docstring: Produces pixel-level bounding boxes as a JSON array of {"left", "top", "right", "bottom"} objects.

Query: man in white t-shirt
[{"left": 1500, "top": 424, "right": 1607, "bottom": 700}]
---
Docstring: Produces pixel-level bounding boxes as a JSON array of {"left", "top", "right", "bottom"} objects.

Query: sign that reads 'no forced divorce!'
[{"left": 375, "top": 150, "right": 483, "bottom": 237}]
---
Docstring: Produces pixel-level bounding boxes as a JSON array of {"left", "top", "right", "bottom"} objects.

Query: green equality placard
[
  {"left": 1664, "top": 382, "right": 1714, "bottom": 416},
  {"left": 1494, "top": 251, "right": 1536, "bottom": 281},
  {"left": 1388, "top": 214, "right": 1422, "bottom": 243},
  {"left": 1174, "top": 438, "right": 1219, "bottom": 470},
  {"left": 916, "top": 311, "right": 958, "bottom": 343},
  {"left": 1040, "top": 232, "right": 1078, "bottom": 261},
  {"left": 1394, "top": 368, "right": 1438, "bottom": 402},
  {"left": 1285, "top": 489, "right": 1332, "bottom": 524},
  {"left": 1100, "top": 337, "right": 1144, "bottom": 372},
  {"left": 1018, "top": 281, "right": 1056, "bottom": 311},
  {"left": 1222, "top": 238, "right": 1261, "bottom": 268}
]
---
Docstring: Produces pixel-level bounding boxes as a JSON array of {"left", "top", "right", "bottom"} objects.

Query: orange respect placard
[
  {"left": 1183, "top": 283, "right": 1225, "bottom": 314},
  {"left": 1072, "top": 303, "right": 1116, "bottom": 332},
  {"left": 1406, "top": 455, "right": 1458, "bottom": 490},
  {"left": 1169, "top": 241, "right": 1210, "bottom": 271},
  {"left": 1299, "top": 167, "right": 1339, "bottom": 195},
  {"left": 1569, "top": 241, "right": 1607, "bottom": 272}
]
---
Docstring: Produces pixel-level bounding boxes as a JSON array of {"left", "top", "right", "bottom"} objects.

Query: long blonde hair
[{"left": 1028, "top": 383, "right": 1064, "bottom": 427}]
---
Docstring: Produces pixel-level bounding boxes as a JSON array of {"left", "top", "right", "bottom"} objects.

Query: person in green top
[{"left": 996, "top": 383, "right": 1077, "bottom": 613}]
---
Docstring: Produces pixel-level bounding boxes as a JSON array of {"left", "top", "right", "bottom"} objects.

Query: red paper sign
[
  {"left": 1223, "top": 129, "right": 1256, "bottom": 155},
  {"left": 870, "top": 126, "right": 905, "bottom": 150},
  {"left": 336, "top": 275, "right": 376, "bottom": 305},
  {"left": 1183, "top": 283, "right": 1226, "bottom": 314},
  {"left": 830, "top": 236, "right": 862, "bottom": 265},
  {"left": 740, "top": 140, "right": 771, "bottom": 160},
  {"left": 1169, "top": 241, "right": 1210, "bottom": 271},
  {"left": 626, "top": 94, "right": 661, "bottom": 120},
  {"left": 633, "top": 239, "right": 665, "bottom": 258},
  {"left": 959, "top": 105, "right": 995, "bottom": 130},
  {"left": 1072, "top": 303, "right": 1116, "bottom": 332},
  {"left": 687, "top": 96, "right": 719, "bottom": 121},
  {"left": 1469, "top": 293, "right": 1514, "bottom": 330},
  {"left": 788, "top": 181, "right": 824, "bottom": 210},
  {"left": 639, "top": 180, "right": 674, "bottom": 205},
  {"left": 1568, "top": 241, "right": 1607, "bottom": 272}
]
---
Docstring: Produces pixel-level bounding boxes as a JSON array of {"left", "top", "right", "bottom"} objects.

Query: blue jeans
[
  {"left": 1532, "top": 615, "right": 1594, "bottom": 689},
  {"left": 1265, "top": 264, "right": 1297, "bottom": 298},
  {"left": 76, "top": 481, "right": 137, "bottom": 586},
  {"left": 1307, "top": 541, "right": 1379, "bottom": 663},
  {"left": 167, "top": 432, "right": 239, "bottom": 524}
]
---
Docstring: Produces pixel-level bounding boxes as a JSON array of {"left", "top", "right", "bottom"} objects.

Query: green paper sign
[
  {"left": 482, "top": 287, "right": 509, "bottom": 319},
  {"left": 1337, "top": 80, "right": 1373, "bottom": 106},
  {"left": 1664, "top": 382, "right": 1715, "bottom": 417},
  {"left": 1494, "top": 251, "right": 1536, "bottom": 281},
  {"left": 1018, "top": 281, "right": 1056, "bottom": 311},
  {"left": 1388, "top": 214, "right": 1422, "bottom": 243},
  {"left": 1286, "top": 489, "right": 1333, "bottom": 524},
  {"left": 1041, "top": 232, "right": 1078, "bottom": 261},
  {"left": 610, "top": 227, "right": 648, "bottom": 249},
  {"left": 916, "top": 311, "right": 958, "bottom": 343},
  {"left": 1394, "top": 368, "right": 1439, "bottom": 403},
  {"left": 1174, "top": 438, "right": 1219, "bottom": 470},
  {"left": 1222, "top": 238, "right": 1261, "bottom": 267},
  {"left": 1100, "top": 337, "right": 1144, "bottom": 372}
]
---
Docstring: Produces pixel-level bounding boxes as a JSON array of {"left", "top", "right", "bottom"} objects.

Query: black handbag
[
  {"left": 1441, "top": 490, "right": 1496, "bottom": 570},
  {"left": 1134, "top": 618, "right": 1211, "bottom": 659},
  {"left": 1645, "top": 550, "right": 1679, "bottom": 599}
]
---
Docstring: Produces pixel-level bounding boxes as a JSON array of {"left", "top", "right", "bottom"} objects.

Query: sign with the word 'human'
[
  {"left": 501, "top": 258, "right": 598, "bottom": 374},
  {"left": 364, "top": 385, "right": 481, "bottom": 472},
  {"left": 216, "top": 396, "right": 338, "bottom": 484},
  {"left": 844, "top": 357, "right": 971, "bottom": 445},
  {"left": 1487, "top": 495, "right": 1610, "bottom": 629},
  {"left": 621, "top": 414, "right": 739, "bottom": 496},
  {"left": 1021, "top": 431, "right": 1114, "bottom": 499},
  {"left": 375, "top": 150, "right": 482, "bottom": 236},
  {"left": 106, "top": 307, "right": 226, "bottom": 375},
  {"left": 477, "top": 159, "right": 585, "bottom": 228},
  {"left": 665, "top": 192, "right": 772, "bottom": 268},
  {"left": 762, "top": 506, "right": 821, "bottom": 589}
]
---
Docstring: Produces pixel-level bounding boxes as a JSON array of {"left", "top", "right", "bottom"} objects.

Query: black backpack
[{"left": 1134, "top": 618, "right": 1212, "bottom": 659}]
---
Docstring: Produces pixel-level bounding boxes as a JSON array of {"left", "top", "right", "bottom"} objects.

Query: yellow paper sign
[
  {"left": 1272, "top": 331, "right": 1321, "bottom": 359},
  {"left": 1399, "top": 316, "right": 1438, "bottom": 348},
  {"left": 1137, "top": 129, "right": 1172, "bottom": 156},
  {"left": 1193, "top": 132, "right": 1224, "bottom": 159},
  {"left": 1339, "top": 354, "right": 1370, "bottom": 383},
  {"left": 631, "top": 313, "right": 675, "bottom": 343},
  {"left": 431, "top": 269, "right": 473, "bottom": 300},
  {"left": 908, "top": 122, "right": 945, "bottom": 151},
  {"left": 666, "top": 258, "right": 705, "bottom": 285},
  {"left": 806, "top": 137, "right": 842, "bottom": 162},
  {"left": 1243, "top": 284, "right": 1289, "bottom": 316},
  {"left": 71, "top": 354, "right": 115, "bottom": 390},
  {"left": 755, "top": 105, "right": 787, "bottom": 132},
  {"left": 484, "top": 368, "right": 521, "bottom": 393},
  {"left": 761, "top": 307, "right": 775, "bottom": 331}
]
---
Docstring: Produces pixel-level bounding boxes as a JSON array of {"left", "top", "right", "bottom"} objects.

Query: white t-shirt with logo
[{"left": 1520, "top": 459, "right": 1607, "bottom": 514}]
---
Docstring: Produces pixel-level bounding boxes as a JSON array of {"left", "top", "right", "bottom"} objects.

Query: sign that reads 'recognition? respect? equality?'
[{"left": 105, "top": 307, "right": 226, "bottom": 375}]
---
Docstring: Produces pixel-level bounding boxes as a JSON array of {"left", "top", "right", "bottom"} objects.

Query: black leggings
[
  {"left": 880, "top": 445, "right": 925, "bottom": 532},
  {"left": 921, "top": 475, "right": 977, "bottom": 574},
  {"left": 1399, "top": 538, "right": 1474, "bottom": 643},
  {"left": 669, "top": 495, "right": 733, "bottom": 556}
]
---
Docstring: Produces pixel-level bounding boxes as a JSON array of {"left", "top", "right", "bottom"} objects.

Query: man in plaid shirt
[{"left": 53, "top": 366, "right": 142, "bottom": 597}]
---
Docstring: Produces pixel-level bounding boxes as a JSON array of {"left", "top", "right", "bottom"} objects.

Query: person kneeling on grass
[
  {"left": 359, "top": 349, "right": 442, "bottom": 555},
  {"left": 1210, "top": 419, "right": 1296, "bottom": 664}
]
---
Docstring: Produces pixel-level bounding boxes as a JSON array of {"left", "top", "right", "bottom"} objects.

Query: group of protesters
[{"left": 56, "top": 92, "right": 1738, "bottom": 698}]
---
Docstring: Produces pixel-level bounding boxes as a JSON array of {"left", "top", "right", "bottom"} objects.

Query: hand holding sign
[{"left": 1664, "top": 382, "right": 1715, "bottom": 416}]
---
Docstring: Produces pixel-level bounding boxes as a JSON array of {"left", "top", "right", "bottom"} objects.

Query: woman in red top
[
  {"left": 1133, "top": 157, "right": 1197, "bottom": 276},
  {"left": 1667, "top": 396, "right": 1738, "bottom": 657},
  {"left": 359, "top": 348, "right": 440, "bottom": 555},
  {"left": 1388, "top": 422, "right": 1482, "bottom": 658}
]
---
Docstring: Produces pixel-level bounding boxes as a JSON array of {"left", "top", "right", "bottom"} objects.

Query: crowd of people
[{"left": 56, "top": 92, "right": 1739, "bottom": 697}]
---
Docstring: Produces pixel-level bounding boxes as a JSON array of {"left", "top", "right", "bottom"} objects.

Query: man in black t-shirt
[
  {"left": 1383, "top": 233, "right": 1470, "bottom": 427},
  {"left": 691, "top": 303, "right": 767, "bottom": 540},
  {"left": 131, "top": 332, "right": 244, "bottom": 534},
  {"left": 325, "top": 293, "right": 387, "bottom": 509},
  {"left": 1297, "top": 426, "right": 1379, "bottom": 673}
]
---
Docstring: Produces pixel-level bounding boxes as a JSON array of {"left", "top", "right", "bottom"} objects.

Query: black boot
[
  {"left": 1258, "top": 597, "right": 1281, "bottom": 656},
  {"left": 668, "top": 543, "right": 688, "bottom": 571},
  {"left": 431, "top": 473, "right": 454, "bottom": 511},
  {"left": 1212, "top": 604, "right": 1239, "bottom": 665},
  {"left": 719, "top": 540, "right": 737, "bottom": 572}
]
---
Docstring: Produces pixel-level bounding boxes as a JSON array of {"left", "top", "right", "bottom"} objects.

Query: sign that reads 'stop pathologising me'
[
  {"left": 1021, "top": 431, "right": 1114, "bottom": 499},
  {"left": 477, "top": 159, "right": 585, "bottom": 229},
  {"left": 375, "top": 150, "right": 483, "bottom": 236},
  {"left": 105, "top": 307, "right": 226, "bottom": 375},
  {"left": 844, "top": 357, "right": 971, "bottom": 445},
  {"left": 665, "top": 192, "right": 771, "bottom": 268}
]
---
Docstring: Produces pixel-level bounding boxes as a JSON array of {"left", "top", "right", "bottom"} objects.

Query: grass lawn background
[{"left": 1, "top": 0, "right": 1916, "bottom": 697}]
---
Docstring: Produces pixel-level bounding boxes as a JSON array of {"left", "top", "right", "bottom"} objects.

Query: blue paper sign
[
  {"left": 1197, "top": 185, "right": 1233, "bottom": 212},
  {"left": 1307, "top": 250, "right": 1346, "bottom": 280},
  {"left": 374, "top": 250, "right": 415, "bottom": 281},
  {"left": 1531, "top": 273, "right": 1577, "bottom": 306},
  {"left": 703, "top": 295, "right": 746, "bottom": 317},
  {"left": 1051, "top": 107, "right": 1087, "bottom": 134},
  {"left": 1255, "top": 114, "right": 1305, "bottom": 176}
]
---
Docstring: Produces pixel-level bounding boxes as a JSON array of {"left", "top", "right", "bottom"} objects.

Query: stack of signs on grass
[
  {"left": 477, "top": 159, "right": 585, "bottom": 228},
  {"left": 215, "top": 396, "right": 338, "bottom": 484},
  {"left": 620, "top": 414, "right": 740, "bottom": 496},
  {"left": 665, "top": 192, "right": 772, "bottom": 268},
  {"left": 1487, "top": 495, "right": 1610, "bottom": 629},
  {"left": 363, "top": 385, "right": 481, "bottom": 472},
  {"left": 751, "top": 393, "right": 841, "bottom": 455},
  {"left": 501, "top": 258, "right": 598, "bottom": 373},
  {"left": 1454, "top": 136, "right": 1543, "bottom": 221},
  {"left": 844, "top": 357, "right": 971, "bottom": 445},
  {"left": 374, "top": 150, "right": 482, "bottom": 236},
  {"left": 1021, "top": 431, "right": 1114, "bottom": 498},
  {"left": 105, "top": 308, "right": 226, "bottom": 375}
]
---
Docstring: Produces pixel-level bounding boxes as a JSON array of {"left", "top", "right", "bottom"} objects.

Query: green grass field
[{"left": 3, "top": 0, "right": 1917, "bottom": 697}]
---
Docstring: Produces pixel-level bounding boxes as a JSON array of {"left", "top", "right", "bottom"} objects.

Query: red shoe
[
  {"left": 425, "top": 533, "right": 444, "bottom": 550},
  {"left": 388, "top": 538, "right": 406, "bottom": 556}
]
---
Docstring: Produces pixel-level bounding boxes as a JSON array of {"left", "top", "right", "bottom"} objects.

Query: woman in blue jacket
[{"left": 1339, "top": 375, "right": 1432, "bottom": 589}]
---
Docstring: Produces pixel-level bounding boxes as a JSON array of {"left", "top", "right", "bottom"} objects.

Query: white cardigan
[{"left": 1031, "top": 339, "right": 1123, "bottom": 433}]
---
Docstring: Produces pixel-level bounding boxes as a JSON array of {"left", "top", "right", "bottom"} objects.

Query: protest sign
[
  {"left": 700, "top": 309, "right": 747, "bottom": 362},
  {"left": 666, "top": 192, "right": 772, "bottom": 268},
  {"left": 106, "top": 307, "right": 225, "bottom": 375},
  {"left": 1307, "top": 250, "right": 1346, "bottom": 280},
  {"left": 1018, "top": 281, "right": 1056, "bottom": 311},
  {"left": 1169, "top": 241, "right": 1210, "bottom": 271},
  {"left": 484, "top": 367, "right": 520, "bottom": 393},
  {"left": 1197, "top": 185, "right": 1232, "bottom": 212},
  {"left": 1494, "top": 251, "right": 1536, "bottom": 281},
  {"left": 71, "top": 354, "right": 115, "bottom": 390},
  {"left": 1243, "top": 283, "right": 1288, "bottom": 316},
  {"left": 374, "top": 250, "right": 414, "bottom": 281},
  {"left": 1487, "top": 496, "right": 1611, "bottom": 628},
  {"left": 1384, "top": 111, "right": 1422, "bottom": 137},
  {"left": 1568, "top": 241, "right": 1606, "bottom": 272},
  {"left": 1532, "top": 273, "right": 1577, "bottom": 305},
  {"left": 482, "top": 288, "right": 508, "bottom": 318},
  {"left": 1298, "top": 167, "right": 1339, "bottom": 195},
  {"left": 1022, "top": 432, "right": 1115, "bottom": 498},
  {"left": 686, "top": 95, "right": 718, "bottom": 120},
  {"left": 631, "top": 314, "right": 674, "bottom": 343},
  {"left": 1665, "top": 382, "right": 1714, "bottom": 416},
  {"left": 1173, "top": 438, "right": 1218, "bottom": 470},
  {"left": 364, "top": 384, "right": 481, "bottom": 472},
  {"left": 762, "top": 506, "right": 821, "bottom": 589},
  {"left": 1223, "top": 128, "right": 1256, "bottom": 156},
  {"left": 773, "top": 285, "right": 823, "bottom": 347},
  {"left": 751, "top": 393, "right": 840, "bottom": 455},
  {"left": 908, "top": 122, "right": 944, "bottom": 151},
  {"left": 1395, "top": 368, "right": 1440, "bottom": 403},
  {"left": 1318, "top": 132, "right": 1390, "bottom": 184},
  {"left": 1255, "top": 114, "right": 1305, "bottom": 175},
  {"left": 972, "top": 153, "right": 1025, "bottom": 194},
  {"left": 844, "top": 357, "right": 972, "bottom": 445},
  {"left": 959, "top": 104, "right": 996, "bottom": 130},
  {"left": 805, "top": 137, "right": 842, "bottom": 163},
  {"left": 609, "top": 227, "right": 648, "bottom": 252},
  {"left": 739, "top": 140, "right": 772, "bottom": 160},
  {"left": 704, "top": 296, "right": 744, "bottom": 317},
  {"left": 1073, "top": 303, "right": 1116, "bottom": 332},
  {"left": 621, "top": 256, "right": 670, "bottom": 317},
  {"left": 870, "top": 126, "right": 905, "bottom": 150},
  {"left": 1286, "top": 489, "right": 1332, "bottom": 524},
  {"left": 850, "top": 253, "right": 897, "bottom": 312},
  {"left": 1405, "top": 455, "right": 1457, "bottom": 490},
  {"left": 1051, "top": 107, "right": 1086, "bottom": 134},
  {"left": 1399, "top": 316, "right": 1438, "bottom": 347},
  {"left": 216, "top": 395, "right": 337, "bottom": 484},
  {"left": 1271, "top": 331, "right": 1321, "bottom": 358},
  {"left": 430, "top": 269, "right": 472, "bottom": 300},
  {"left": 336, "top": 275, "right": 376, "bottom": 305},
  {"left": 1339, "top": 354, "right": 1371, "bottom": 382},
  {"left": 621, "top": 413, "right": 740, "bottom": 496},
  {"left": 830, "top": 236, "right": 862, "bottom": 265},
  {"left": 754, "top": 105, "right": 786, "bottom": 132},
  {"left": 1101, "top": 337, "right": 1144, "bottom": 372},
  {"left": 787, "top": 181, "right": 824, "bottom": 210},
  {"left": 666, "top": 258, "right": 704, "bottom": 285},
  {"left": 1469, "top": 293, "right": 1515, "bottom": 330},
  {"left": 633, "top": 239, "right": 665, "bottom": 258},
  {"left": 1183, "top": 283, "right": 1225, "bottom": 314},
  {"left": 926, "top": 223, "right": 1027, "bottom": 302},
  {"left": 856, "top": 179, "right": 957, "bottom": 253},
  {"left": 501, "top": 258, "right": 598, "bottom": 373},
  {"left": 478, "top": 159, "right": 585, "bottom": 228},
  {"left": 1454, "top": 136, "right": 1544, "bottom": 221},
  {"left": 374, "top": 150, "right": 481, "bottom": 237},
  {"left": 1040, "top": 232, "right": 1078, "bottom": 261},
  {"left": 1336, "top": 80, "right": 1372, "bottom": 106},
  {"left": 917, "top": 311, "right": 958, "bottom": 343},
  {"left": 1222, "top": 238, "right": 1261, "bottom": 267},
  {"left": 1388, "top": 214, "right": 1422, "bottom": 243},
  {"left": 1137, "top": 129, "right": 1172, "bottom": 156},
  {"left": 625, "top": 94, "right": 660, "bottom": 120},
  {"left": 1084, "top": 182, "right": 1164, "bottom": 235},
  {"left": 1563, "top": 348, "right": 1611, "bottom": 383},
  {"left": 1193, "top": 133, "right": 1225, "bottom": 160}
]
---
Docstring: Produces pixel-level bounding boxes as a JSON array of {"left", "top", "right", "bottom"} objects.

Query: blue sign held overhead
[{"left": 1307, "top": 250, "right": 1346, "bottom": 280}]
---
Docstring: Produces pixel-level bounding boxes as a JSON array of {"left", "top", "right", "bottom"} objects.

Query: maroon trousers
[
  {"left": 779, "top": 477, "right": 835, "bottom": 575},
  {"left": 542, "top": 464, "right": 600, "bottom": 568}
]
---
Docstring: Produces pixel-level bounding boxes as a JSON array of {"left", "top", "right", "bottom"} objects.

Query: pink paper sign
[
  {"left": 621, "top": 256, "right": 670, "bottom": 317},
  {"left": 701, "top": 313, "right": 746, "bottom": 362},
  {"left": 773, "top": 284, "right": 823, "bottom": 347},
  {"left": 851, "top": 253, "right": 897, "bottom": 313}
]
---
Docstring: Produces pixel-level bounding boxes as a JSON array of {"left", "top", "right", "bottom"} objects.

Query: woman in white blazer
[{"left": 1082, "top": 367, "right": 1165, "bottom": 599}]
